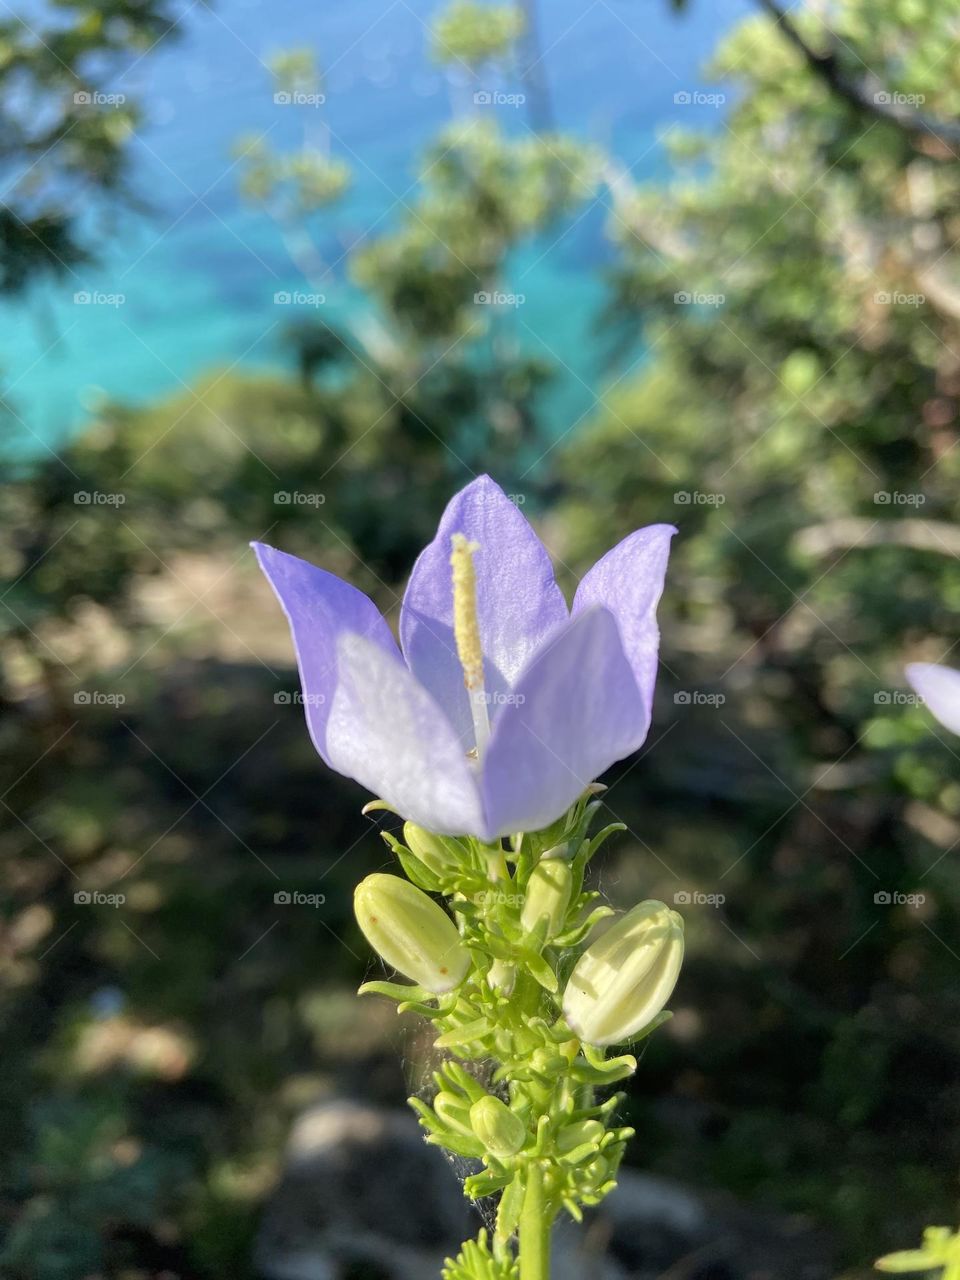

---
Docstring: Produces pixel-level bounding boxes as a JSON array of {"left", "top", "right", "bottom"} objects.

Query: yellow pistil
[{"left": 450, "top": 532, "right": 491, "bottom": 760}]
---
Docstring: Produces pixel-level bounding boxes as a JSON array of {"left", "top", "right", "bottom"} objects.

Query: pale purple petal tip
[
  {"left": 252, "top": 542, "right": 396, "bottom": 764},
  {"left": 573, "top": 523, "right": 675, "bottom": 708},
  {"left": 400, "top": 475, "right": 569, "bottom": 749}
]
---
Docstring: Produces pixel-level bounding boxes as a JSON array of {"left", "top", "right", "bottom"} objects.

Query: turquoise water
[{"left": 4, "top": 0, "right": 750, "bottom": 450}]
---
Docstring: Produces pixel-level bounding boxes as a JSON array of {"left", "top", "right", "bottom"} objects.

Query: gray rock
[{"left": 255, "top": 1099, "right": 832, "bottom": 1280}]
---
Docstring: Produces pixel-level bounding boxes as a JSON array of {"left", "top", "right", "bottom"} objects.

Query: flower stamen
[{"left": 450, "top": 532, "right": 491, "bottom": 760}]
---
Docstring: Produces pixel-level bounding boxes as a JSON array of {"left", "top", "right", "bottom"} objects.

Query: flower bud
[
  {"left": 562, "top": 900, "right": 683, "bottom": 1047},
  {"left": 403, "top": 822, "right": 463, "bottom": 876},
  {"left": 521, "top": 859, "right": 573, "bottom": 938},
  {"left": 487, "top": 959, "right": 516, "bottom": 994},
  {"left": 354, "top": 873, "right": 471, "bottom": 994},
  {"left": 434, "top": 1090, "right": 475, "bottom": 1137},
  {"left": 469, "top": 1095, "right": 526, "bottom": 1159},
  {"left": 555, "top": 1119, "right": 604, "bottom": 1154}
]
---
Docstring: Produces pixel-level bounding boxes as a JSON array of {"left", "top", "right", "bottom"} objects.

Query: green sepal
[
  {"left": 423, "top": 1126, "right": 485, "bottom": 1158},
  {"left": 874, "top": 1251, "right": 942, "bottom": 1272},
  {"left": 435, "top": 1017, "right": 495, "bottom": 1049},
  {"left": 523, "top": 949, "right": 559, "bottom": 993},
  {"left": 442, "top": 1061, "right": 488, "bottom": 1103},
  {"left": 569, "top": 1052, "right": 637, "bottom": 1086},
  {"left": 561, "top": 1195, "right": 584, "bottom": 1223},
  {"left": 553, "top": 904, "right": 615, "bottom": 948},
  {"left": 584, "top": 822, "right": 627, "bottom": 863},
  {"left": 463, "top": 1168, "right": 514, "bottom": 1199},
  {"left": 358, "top": 980, "right": 432, "bottom": 1003},
  {"left": 495, "top": 1174, "right": 525, "bottom": 1240},
  {"left": 381, "top": 831, "right": 445, "bottom": 893}
]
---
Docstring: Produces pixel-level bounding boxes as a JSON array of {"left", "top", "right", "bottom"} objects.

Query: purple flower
[
  {"left": 253, "top": 475, "right": 674, "bottom": 840},
  {"left": 906, "top": 662, "right": 960, "bottom": 736}
]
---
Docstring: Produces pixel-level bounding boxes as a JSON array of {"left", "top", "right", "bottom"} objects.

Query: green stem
[{"left": 518, "top": 1162, "right": 552, "bottom": 1280}]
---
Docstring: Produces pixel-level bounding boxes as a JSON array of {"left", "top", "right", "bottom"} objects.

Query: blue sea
[{"left": 3, "top": 0, "right": 750, "bottom": 451}]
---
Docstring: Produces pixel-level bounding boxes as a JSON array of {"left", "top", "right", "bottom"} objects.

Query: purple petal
[
  {"left": 253, "top": 542, "right": 397, "bottom": 765},
  {"left": 400, "top": 475, "right": 569, "bottom": 749},
  {"left": 573, "top": 525, "right": 675, "bottom": 709},
  {"left": 481, "top": 607, "right": 647, "bottom": 838},
  {"left": 329, "top": 633, "right": 486, "bottom": 836},
  {"left": 906, "top": 662, "right": 960, "bottom": 736}
]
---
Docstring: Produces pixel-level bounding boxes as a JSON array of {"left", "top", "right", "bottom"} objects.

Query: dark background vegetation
[{"left": 3, "top": 1, "right": 960, "bottom": 1276}]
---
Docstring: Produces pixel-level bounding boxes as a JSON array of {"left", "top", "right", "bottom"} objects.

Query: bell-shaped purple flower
[
  {"left": 253, "top": 475, "right": 674, "bottom": 840},
  {"left": 906, "top": 662, "right": 960, "bottom": 736}
]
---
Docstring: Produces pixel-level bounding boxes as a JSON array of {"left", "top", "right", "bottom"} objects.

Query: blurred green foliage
[
  {"left": 0, "top": 0, "right": 188, "bottom": 294},
  {"left": 4, "top": 1, "right": 960, "bottom": 1278}
]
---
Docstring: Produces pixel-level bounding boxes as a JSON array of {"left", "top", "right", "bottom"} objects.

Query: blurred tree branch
[{"left": 757, "top": 0, "right": 960, "bottom": 152}]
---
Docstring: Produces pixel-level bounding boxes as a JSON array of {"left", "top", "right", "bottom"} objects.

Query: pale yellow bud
[
  {"left": 354, "top": 873, "right": 471, "bottom": 994},
  {"left": 521, "top": 859, "right": 573, "bottom": 938},
  {"left": 562, "top": 900, "right": 684, "bottom": 1047},
  {"left": 469, "top": 1095, "right": 526, "bottom": 1159}
]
